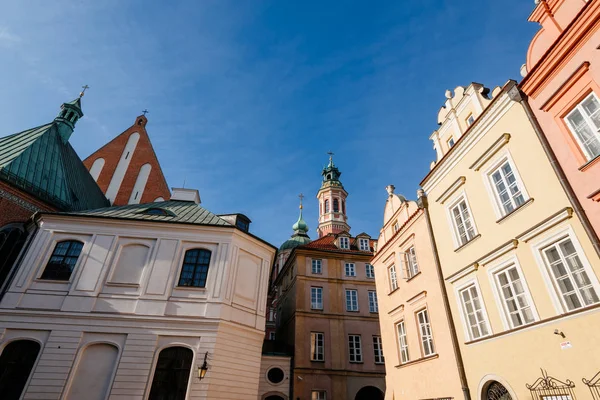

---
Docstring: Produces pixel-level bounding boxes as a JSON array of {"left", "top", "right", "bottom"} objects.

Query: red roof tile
[{"left": 298, "top": 233, "right": 375, "bottom": 254}]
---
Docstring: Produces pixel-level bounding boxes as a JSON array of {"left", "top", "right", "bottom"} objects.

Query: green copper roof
[
  {"left": 292, "top": 208, "right": 308, "bottom": 233},
  {"left": 280, "top": 206, "right": 311, "bottom": 250},
  {"left": 63, "top": 200, "right": 232, "bottom": 226},
  {"left": 0, "top": 101, "right": 109, "bottom": 211}
]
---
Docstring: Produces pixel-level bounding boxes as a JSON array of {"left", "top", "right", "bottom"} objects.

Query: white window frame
[
  {"left": 446, "top": 191, "right": 478, "bottom": 248},
  {"left": 466, "top": 113, "right": 475, "bottom": 126},
  {"left": 345, "top": 263, "right": 356, "bottom": 277},
  {"left": 368, "top": 290, "right": 378, "bottom": 313},
  {"left": 365, "top": 263, "right": 375, "bottom": 279},
  {"left": 310, "top": 332, "right": 324, "bottom": 361},
  {"left": 389, "top": 264, "right": 398, "bottom": 291},
  {"left": 447, "top": 136, "right": 456, "bottom": 149},
  {"left": 373, "top": 336, "right": 384, "bottom": 364},
  {"left": 455, "top": 279, "right": 492, "bottom": 341},
  {"left": 339, "top": 237, "right": 349, "bottom": 249},
  {"left": 359, "top": 238, "right": 370, "bottom": 251},
  {"left": 482, "top": 150, "right": 530, "bottom": 218},
  {"left": 312, "top": 391, "right": 327, "bottom": 400},
  {"left": 348, "top": 334, "right": 363, "bottom": 363},
  {"left": 416, "top": 308, "right": 435, "bottom": 357},
  {"left": 564, "top": 92, "right": 600, "bottom": 161},
  {"left": 311, "top": 259, "right": 322, "bottom": 274},
  {"left": 396, "top": 320, "right": 409, "bottom": 364},
  {"left": 392, "top": 220, "right": 400, "bottom": 233},
  {"left": 530, "top": 225, "right": 600, "bottom": 314},
  {"left": 345, "top": 289, "right": 359, "bottom": 311},
  {"left": 403, "top": 246, "right": 419, "bottom": 279},
  {"left": 487, "top": 256, "right": 539, "bottom": 330},
  {"left": 311, "top": 286, "right": 323, "bottom": 310}
]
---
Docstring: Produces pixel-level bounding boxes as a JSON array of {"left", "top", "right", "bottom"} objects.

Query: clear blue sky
[{"left": 0, "top": 0, "right": 538, "bottom": 247}]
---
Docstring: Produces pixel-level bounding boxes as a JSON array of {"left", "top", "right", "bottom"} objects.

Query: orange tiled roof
[{"left": 298, "top": 233, "right": 374, "bottom": 254}]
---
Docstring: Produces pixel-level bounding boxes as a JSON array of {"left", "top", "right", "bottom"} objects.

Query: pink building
[{"left": 521, "top": 0, "right": 600, "bottom": 255}]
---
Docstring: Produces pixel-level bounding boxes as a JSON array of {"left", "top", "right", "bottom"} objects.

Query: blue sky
[{"left": 0, "top": 0, "right": 538, "bottom": 246}]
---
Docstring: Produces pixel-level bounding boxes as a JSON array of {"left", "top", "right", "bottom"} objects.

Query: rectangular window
[
  {"left": 346, "top": 289, "right": 359, "bottom": 311},
  {"left": 269, "top": 332, "right": 275, "bottom": 340},
  {"left": 339, "top": 237, "right": 349, "bottom": 249},
  {"left": 459, "top": 283, "right": 490, "bottom": 340},
  {"left": 448, "top": 137, "right": 455, "bottom": 148},
  {"left": 310, "top": 332, "right": 324, "bottom": 361},
  {"left": 489, "top": 160, "right": 526, "bottom": 215},
  {"left": 466, "top": 114, "right": 475, "bottom": 126},
  {"left": 389, "top": 265, "right": 398, "bottom": 291},
  {"left": 348, "top": 335, "right": 362, "bottom": 363},
  {"left": 494, "top": 265, "right": 535, "bottom": 328},
  {"left": 373, "top": 336, "right": 385, "bottom": 364},
  {"left": 359, "top": 238, "right": 370, "bottom": 251},
  {"left": 542, "top": 237, "right": 599, "bottom": 311},
  {"left": 565, "top": 92, "right": 600, "bottom": 160},
  {"left": 345, "top": 263, "right": 356, "bottom": 277},
  {"left": 366, "top": 264, "right": 375, "bottom": 278},
  {"left": 406, "top": 246, "right": 419, "bottom": 278},
  {"left": 450, "top": 198, "right": 476, "bottom": 246},
  {"left": 368, "top": 290, "right": 378, "bottom": 313},
  {"left": 396, "top": 320, "right": 409, "bottom": 363},
  {"left": 416, "top": 309, "right": 435, "bottom": 356},
  {"left": 393, "top": 221, "right": 400, "bottom": 233},
  {"left": 312, "top": 259, "right": 322, "bottom": 274},
  {"left": 312, "top": 391, "right": 327, "bottom": 400},
  {"left": 311, "top": 287, "right": 323, "bottom": 310}
]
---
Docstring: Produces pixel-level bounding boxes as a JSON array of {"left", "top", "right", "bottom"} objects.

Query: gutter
[
  {"left": 417, "top": 190, "right": 471, "bottom": 400},
  {"left": 515, "top": 89, "right": 600, "bottom": 258}
]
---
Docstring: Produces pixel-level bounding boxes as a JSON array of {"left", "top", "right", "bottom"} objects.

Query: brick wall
[{"left": 0, "top": 180, "right": 55, "bottom": 227}]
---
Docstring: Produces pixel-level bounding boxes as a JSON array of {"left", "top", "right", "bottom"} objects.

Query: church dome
[
  {"left": 292, "top": 214, "right": 308, "bottom": 233},
  {"left": 279, "top": 234, "right": 311, "bottom": 251}
]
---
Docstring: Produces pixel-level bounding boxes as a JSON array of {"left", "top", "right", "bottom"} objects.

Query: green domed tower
[{"left": 279, "top": 194, "right": 311, "bottom": 252}]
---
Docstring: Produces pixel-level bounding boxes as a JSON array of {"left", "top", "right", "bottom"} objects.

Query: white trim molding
[
  {"left": 469, "top": 133, "right": 511, "bottom": 171},
  {"left": 516, "top": 207, "right": 573, "bottom": 242},
  {"left": 477, "top": 240, "right": 518, "bottom": 267},
  {"left": 435, "top": 176, "right": 466, "bottom": 204},
  {"left": 447, "top": 263, "right": 479, "bottom": 284}
]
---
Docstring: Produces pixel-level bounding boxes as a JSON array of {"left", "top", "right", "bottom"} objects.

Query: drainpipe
[
  {"left": 511, "top": 87, "right": 600, "bottom": 259},
  {"left": 417, "top": 190, "right": 471, "bottom": 400}
]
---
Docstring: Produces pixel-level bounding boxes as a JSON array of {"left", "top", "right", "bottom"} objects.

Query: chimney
[{"left": 170, "top": 188, "right": 201, "bottom": 204}]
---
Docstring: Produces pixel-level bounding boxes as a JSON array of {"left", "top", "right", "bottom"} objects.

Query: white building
[{"left": 0, "top": 188, "right": 276, "bottom": 400}]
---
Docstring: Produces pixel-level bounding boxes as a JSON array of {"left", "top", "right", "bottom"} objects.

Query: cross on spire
[
  {"left": 142, "top": 109, "right": 149, "bottom": 116},
  {"left": 299, "top": 193, "right": 304, "bottom": 209},
  {"left": 79, "top": 85, "right": 89, "bottom": 98},
  {"left": 327, "top": 151, "right": 334, "bottom": 161}
]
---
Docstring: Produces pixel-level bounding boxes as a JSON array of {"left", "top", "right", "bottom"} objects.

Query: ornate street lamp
[{"left": 198, "top": 352, "right": 209, "bottom": 380}]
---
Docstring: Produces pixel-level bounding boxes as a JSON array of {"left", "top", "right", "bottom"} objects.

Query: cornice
[
  {"left": 435, "top": 176, "right": 466, "bottom": 204},
  {"left": 540, "top": 61, "right": 590, "bottom": 111},
  {"left": 447, "top": 263, "right": 479, "bottom": 284},
  {"left": 516, "top": 207, "right": 573, "bottom": 242},
  {"left": 469, "top": 133, "right": 511, "bottom": 171}
]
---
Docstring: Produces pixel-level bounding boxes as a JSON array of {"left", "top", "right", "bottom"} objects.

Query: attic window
[
  {"left": 339, "top": 237, "right": 349, "bottom": 249},
  {"left": 144, "top": 208, "right": 169, "bottom": 216}
]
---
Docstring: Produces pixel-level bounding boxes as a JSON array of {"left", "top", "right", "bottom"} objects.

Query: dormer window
[
  {"left": 466, "top": 114, "right": 475, "bottom": 126},
  {"left": 359, "top": 238, "right": 370, "bottom": 251},
  {"left": 143, "top": 208, "right": 171, "bottom": 216},
  {"left": 339, "top": 237, "right": 349, "bottom": 249}
]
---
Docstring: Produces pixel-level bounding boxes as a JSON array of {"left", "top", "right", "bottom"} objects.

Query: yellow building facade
[{"left": 421, "top": 80, "right": 600, "bottom": 400}]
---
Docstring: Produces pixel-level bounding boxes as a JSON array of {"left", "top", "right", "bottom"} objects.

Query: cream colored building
[
  {"left": 421, "top": 81, "right": 600, "bottom": 400},
  {"left": 0, "top": 188, "right": 276, "bottom": 400},
  {"left": 371, "top": 185, "right": 467, "bottom": 400}
]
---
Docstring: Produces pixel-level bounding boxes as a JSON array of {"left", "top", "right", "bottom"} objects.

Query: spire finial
[
  {"left": 299, "top": 193, "right": 304, "bottom": 209},
  {"left": 79, "top": 85, "right": 89, "bottom": 98},
  {"left": 327, "top": 151, "right": 334, "bottom": 163},
  {"left": 142, "top": 109, "right": 149, "bottom": 116}
]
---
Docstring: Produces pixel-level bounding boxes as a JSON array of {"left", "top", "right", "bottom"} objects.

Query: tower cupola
[
  {"left": 54, "top": 86, "right": 87, "bottom": 143},
  {"left": 316, "top": 152, "right": 350, "bottom": 237}
]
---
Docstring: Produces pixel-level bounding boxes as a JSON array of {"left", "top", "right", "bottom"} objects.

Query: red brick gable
[{"left": 83, "top": 115, "right": 170, "bottom": 206}]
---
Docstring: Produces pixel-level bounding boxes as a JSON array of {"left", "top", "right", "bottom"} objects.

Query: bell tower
[{"left": 316, "top": 152, "right": 350, "bottom": 237}]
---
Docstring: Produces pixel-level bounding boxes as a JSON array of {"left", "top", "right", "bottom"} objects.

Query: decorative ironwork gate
[
  {"left": 526, "top": 369, "right": 576, "bottom": 400},
  {"left": 583, "top": 371, "right": 600, "bottom": 400},
  {"left": 485, "top": 381, "right": 512, "bottom": 400}
]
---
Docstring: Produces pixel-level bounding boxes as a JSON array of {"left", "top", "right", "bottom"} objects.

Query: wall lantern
[{"left": 198, "top": 352, "right": 209, "bottom": 380}]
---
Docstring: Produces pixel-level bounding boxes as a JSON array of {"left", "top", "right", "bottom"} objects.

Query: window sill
[
  {"left": 406, "top": 271, "right": 422, "bottom": 282},
  {"left": 35, "top": 278, "right": 70, "bottom": 283},
  {"left": 310, "top": 360, "right": 325, "bottom": 363},
  {"left": 579, "top": 153, "right": 600, "bottom": 171},
  {"left": 105, "top": 281, "right": 140, "bottom": 288},
  {"left": 175, "top": 286, "right": 207, "bottom": 291},
  {"left": 375, "top": 362, "right": 385, "bottom": 365},
  {"left": 453, "top": 234, "right": 481, "bottom": 253},
  {"left": 349, "top": 361, "right": 364, "bottom": 364},
  {"left": 388, "top": 287, "right": 400, "bottom": 296},
  {"left": 369, "top": 311, "right": 379, "bottom": 314},
  {"left": 495, "top": 198, "right": 534, "bottom": 224},
  {"left": 311, "top": 308, "right": 324, "bottom": 311},
  {"left": 394, "top": 353, "right": 439, "bottom": 368}
]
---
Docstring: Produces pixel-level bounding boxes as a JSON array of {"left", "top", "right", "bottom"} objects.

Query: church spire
[
  {"left": 279, "top": 194, "right": 311, "bottom": 251},
  {"left": 316, "top": 152, "right": 350, "bottom": 237},
  {"left": 292, "top": 193, "right": 309, "bottom": 234},
  {"left": 54, "top": 87, "right": 86, "bottom": 143}
]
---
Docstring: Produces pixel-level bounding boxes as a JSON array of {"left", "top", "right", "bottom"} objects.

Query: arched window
[
  {"left": 0, "top": 339, "right": 41, "bottom": 399},
  {"left": 66, "top": 343, "right": 119, "bottom": 400},
  {"left": 40, "top": 240, "right": 84, "bottom": 281},
  {"left": 324, "top": 200, "right": 330, "bottom": 213},
  {"left": 178, "top": 249, "right": 212, "bottom": 287},
  {"left": 148, "top": 347, "right": 193, "bottom": 400},
  {"left": 0, "top": 224, "right": 27, "bottom": 290},
  {"left": 333, "top": 199, "right": 339, "bottom": 212}
]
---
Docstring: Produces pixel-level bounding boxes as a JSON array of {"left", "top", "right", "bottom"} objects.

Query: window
[
  {"left": 365, "top": 263, "right": 375, "bottom": 278},
  {"left": 392, "top": 221, "right": 400, "bottom": 233},
  {"left": 312, "top": 259, "right": 322, "bottom": 274},
  {"left": 346, "top": 289, "right": 359, "bottom": 311},
  {"left": 145, "top": 208, "right": 168, "bottom": 215},
  {"left": 450, "top": 197, "right": 477, "bottom": 246},
  {"left": 368, "top": 290, "right": 378, "bottom": 313},
  {"left": 324, "top": 199, "right": 330, "bottom": 213},
  {"left": 40, "top": 240, "right": 84, "bottom": 280},
  {"left": 359, "top": 238, "right": 370, "bottom": 251},
  {"left": 448, "top": 137, "right": 455, "bottom": 148},
  {"left": 267, "top": 367, "right": 285, "bottom": 384},
  {"left": 311, "top": 287, "right": 323, "bottom": 310},
  {"left": 494, "top": 265, "right": 535, "bottom": 328},
  {"left": 466, "top": 114, "right": 475, "bottom": 126},
  {"left": 417, "top": 309, "right": 435, "bottom": 356},
  {"left": 312, "top": 391, "right": 327, "bottom": 400},
  {"left": 348, "top": 335, "right": 362, "bottom": 362},
  {"left": 459, "top": 283, "right": 490, "bottom": 340},
  {"left": 396, "top": 321, "right": 409, "bottom": 363},
  {"left": 405, "top": 246, "right": 419, "bottom": 278},
  {"left": 333, "top": 198, "right": 339, "bottom": 212},
  {"left": 148, "top": 347, "right": 193, "bottom": 400},
  {"left": 542, "top": 237, "right": 599, "bottom": 311},
  {"left": 0, "top": 340, "right": 41, "bottom": 400},
  {"left": 489, "top": 160, "right": 526, "bottom": 215},
  {"left": 565, "top": 92, "right": 600, "bottom": 160},
  {"left": 236, "top": 219, "right": 250, "bottom": 232},
  {"left": 269, "top": 332, "right": 275, "bottom": 340},
  {"left": 373, "top": 336, "right": 384, "bottom": 364},
  {"left": 310, "top": 332, "right": 324, "bottom": 361},
  {"left": 389, "top": 265, "right": 398, "bottom": 291},
  {"left": 339, "top": 237, "right": 349, "bottom": 249},
  {"left": 345, "top": 263, "right": 356, "bottom": 276},
  {"left": 178, "top": 249, "right": 211, "bottom": 287}
]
